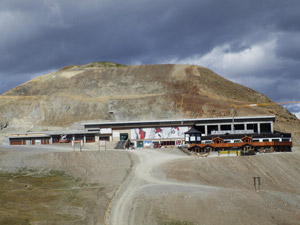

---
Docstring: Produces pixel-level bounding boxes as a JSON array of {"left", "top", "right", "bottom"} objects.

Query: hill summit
[{"left": 0, "top": 62, "right": 299, "bottom": 144}]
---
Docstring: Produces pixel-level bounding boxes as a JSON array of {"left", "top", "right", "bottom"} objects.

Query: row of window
[
  {"left": 196, "top": 123, "right": 271, "bottom": 134},
  {"left": 203, "top": 138, "right": 290, "bottom": 144}
]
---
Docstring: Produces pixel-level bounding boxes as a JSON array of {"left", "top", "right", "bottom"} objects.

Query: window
[
  {"left": 208, "top": 125, "right": 218, "bottom": 134},
  {"left": 161, "top": 141, "right": 175, "bottom": 146},
  {"left": 221, "top": 124, "right": 231, "bottom": 131},
  {"left": 263, "top": 139, "right": 269, "bottom": 142},
  {"left": 185, "top": 134, "right": 189, "bottom": 142},
  {"left": 99, "top": 136, "right": 109, "bottom": 141},
  {"left": 234, "top": 124, "right": 245, "bottom": 130},
  {"left": 197, "top": 126, "right": 205, "bottom": 134},
  {"left": 86, "top": 135, "right": 95, "bottom": 142},
  {"left": 260, "top": 123, "right": 271, "bottom": 133},
  {"left": 247, "top": 124, "right": 258, "bottom": 133}
]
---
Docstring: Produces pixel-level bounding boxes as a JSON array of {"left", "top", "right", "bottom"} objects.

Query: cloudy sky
[{"left": 1, "top": 0, "right": 300, "bottom": 117}]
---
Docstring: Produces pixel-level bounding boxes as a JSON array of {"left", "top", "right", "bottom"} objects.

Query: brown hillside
[{"left": 0, "top": 63, "right": 299, "bottom": 145}]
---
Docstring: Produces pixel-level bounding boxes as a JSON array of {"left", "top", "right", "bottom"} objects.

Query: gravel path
[
  {"left": 2, "top": 146, "right": 300, "bottom": 225},
  {"left": 109, "top": 149, "right": 219, "bottom": 225}
]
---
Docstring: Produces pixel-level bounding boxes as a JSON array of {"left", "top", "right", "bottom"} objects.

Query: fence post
[{"left": 253, "top": 177, "right": 261, "bottom": 192}]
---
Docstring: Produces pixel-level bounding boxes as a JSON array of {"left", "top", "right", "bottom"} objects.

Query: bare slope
[
  {"left": 0, "top": 147, "right": 134, "bottom": 225},
  {"left": 2, "top": 147, "right": 299, "bottom": 225},
  {"left": 0, "top": 63, "right": 299, "bottom": 143},
  {"left": 155, "top": 151, "right": 300, "bottom": 225}
]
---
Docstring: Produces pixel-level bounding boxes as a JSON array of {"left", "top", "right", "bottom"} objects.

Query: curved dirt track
[
  {"left": 1, "top": 146, "right": 300, "bottom": 225},
  {"left": 109, "top": 149, "right": 219, "bottom": 225},
  {"left": 109, "top": 149, "right": 300, "bottom": 225}
]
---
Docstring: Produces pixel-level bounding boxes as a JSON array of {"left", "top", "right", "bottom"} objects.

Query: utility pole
[
  {"left": 232, "top": 106, "right": 235, "bottom": 133},
  {"left": 253, "top": 177, "right": 261, "bottom": 192}
]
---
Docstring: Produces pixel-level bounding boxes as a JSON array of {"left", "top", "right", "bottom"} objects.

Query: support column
[
  {"left": 245, "top": 123, "right": 249, "bottom": 132},
  {"left": 49, "top": 137, "right": 53, "bottom": 144},
  {"left": 205, "top": 125, "right": 208, "bottom": 136},
  {"left": 72, "top": 135, "right": 75, "bottom": 141},
  {"left": 258, "top": 123, "right": 261, "bottom": 134},
  {"left": 243, "top": 123, "right": 246, "bottom": 132},
  {"left": 270, "top": 122, "right": 274, "bottom": 133},
  {"left": 84, "top": 135, "right": 86, "bottom": 143}
]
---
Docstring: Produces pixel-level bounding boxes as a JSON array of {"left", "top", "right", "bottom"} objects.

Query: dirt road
[
  {"left": 110, "top": 149, "right": 186, "bottom": 224},
  {"left": 110, "top": 149, "right": 222, "bottom": 225},
  {"left": 110, "top": 149, "right": 300, "bottom": 225},
  {"left": 1, "top": 146, "right": 300, "bottom": 225}
]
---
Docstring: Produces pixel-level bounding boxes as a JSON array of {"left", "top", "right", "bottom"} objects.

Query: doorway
[{"left": 120, "top": 133, "right": 128, "bottom": 141}]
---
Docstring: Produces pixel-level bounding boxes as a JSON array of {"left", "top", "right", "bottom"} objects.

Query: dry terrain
[
  {"left": 1, "top": 63, "right": 300, "bottom": 145},
  {"left": 1, "top": 145, "right": 300, "bottom": 225}
]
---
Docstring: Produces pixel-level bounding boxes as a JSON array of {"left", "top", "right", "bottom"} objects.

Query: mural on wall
[{"left": 131, "top": 127, "right": 188, "bottom": 140}]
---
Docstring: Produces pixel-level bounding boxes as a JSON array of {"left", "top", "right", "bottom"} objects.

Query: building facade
[{"left": 7, "top": 115, "right": 292, "bottom": 152}]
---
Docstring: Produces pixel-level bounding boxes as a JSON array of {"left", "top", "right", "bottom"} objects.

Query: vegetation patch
[
  {"left": 85, "top": 61, "right": 127, "bottom": 68},
  {"left": 158, "top": 218, "right": 195, "bottom": 225},
  {"left": 0, "top": 170, "right": 103, "bottom": 225},
  {"left": 59, "top": 65, "right": 78, "bottom": 71},
  {"left": 156, "top": 211, "right": 195, "bottom": 225}
]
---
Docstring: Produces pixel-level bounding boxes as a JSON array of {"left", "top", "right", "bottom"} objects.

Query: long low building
[
  {"left": 9, "top": 130, "right": 98, "bottom": 145},
  {"left": 7, "top": 115, "right": 292, "bottom": 152}
]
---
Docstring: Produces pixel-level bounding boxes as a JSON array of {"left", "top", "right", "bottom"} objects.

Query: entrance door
[
  {"left": 137, "top": 141, "right": 144, "bottom": 148},
  {"left": 120, "top": 133, "right": 128, "bottom": 141}
]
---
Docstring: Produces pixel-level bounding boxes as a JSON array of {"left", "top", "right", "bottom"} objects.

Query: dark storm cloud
[{"left": 1, "top": 0, "right": 300, "bottom": 117}]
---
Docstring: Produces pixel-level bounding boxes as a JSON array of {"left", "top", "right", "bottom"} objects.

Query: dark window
[
  {"left": 86, "top": 135, "right": 95, "bottom": 142},
  {"left": 197, "top": 126, "right": 205, "bottom": 134},
  {"left": 263, "top": 139, "right": 269, "bottom": 142},
  {"left": 74, "top": 135, "right": 84, "bottom": 141},
  {"left": 137, "top": 141, "right": 144, "bottom": 148},
  {"left": 282, "top": 139, "right": 290, "bottom": 142},
  {"left": 221, "top": 124, "right": 231, "bottom": 131},
  {"left": 161, "top": 141, "right": 175, "bottom": 146},
  {"left": 67, "top": 135, "right": 73, "bottom": 141},
  {"left": 260, "top": 123, "right": 271, "bottom": 133},
  {"left": 120, "top": 133, "right": 128, "bottom": 140},
  {"left": 247, "top": 124, "right": 258, "bottom": 132},
  {"left": 99, "top": 136, "right": 109, "bottom": 141},
  {"left": 208, "top": 125, "right": 218, "bottom": 134},
  {"left": 272, "top": 139, "right": 280, "bottom": 142},
  {"left": 234, "top": 124, "right": 245, "bottom": 130},
  {"left": 52, "top": 135, "right": 61, "bottom": 143}
]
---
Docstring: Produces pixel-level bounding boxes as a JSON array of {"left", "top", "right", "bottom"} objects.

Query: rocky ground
[
  {"left": 1, "top": 63, "right": 300, "bottom": 145},
  {"left": 1, "top": 145, "right": 300, "bottom": 225}
]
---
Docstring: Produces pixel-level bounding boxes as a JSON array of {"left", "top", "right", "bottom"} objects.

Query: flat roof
[
  {"left": 9, "top": 135, "right": 51, "bottom": 139},
  {"left": 10, "top": 130, "right": 99, "bottom": 138},
  {"left": 83, "top": 116, "right": 275, "bottom": 128},
  {"left": 45, "top": 130, "right": 98, "bottom": 135}
]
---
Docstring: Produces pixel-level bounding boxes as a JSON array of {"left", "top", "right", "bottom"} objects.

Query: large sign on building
[{"left": 131, "top": 127, "right": 188, "bottom": 140}]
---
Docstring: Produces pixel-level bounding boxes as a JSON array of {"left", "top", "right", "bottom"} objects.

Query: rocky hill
[{"left": 1, "top": 62, "right": 299, "bottom": 144}]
